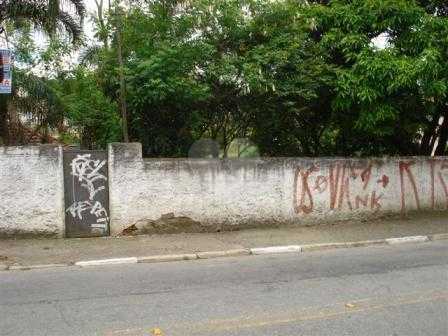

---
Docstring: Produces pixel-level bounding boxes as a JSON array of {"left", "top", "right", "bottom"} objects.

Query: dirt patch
[{"left": 123, "top": 213, "right": 210, "bottom": 235}]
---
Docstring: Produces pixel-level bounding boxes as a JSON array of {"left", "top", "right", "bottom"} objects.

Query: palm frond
[
  {"left": 57, "top": 9, "right": 84, "bottom": 41},
  {"left": 63, "top": 0, "right": 86, "bottom": 19},
  {"left": 78, "top": 44, "right": 102, "bottom": 65},
  {"left": 12, "top": 69, "right": 64, "bottom": 128},
  {"left": 1, "top": 0, "right": 85, "bottom": 42}
]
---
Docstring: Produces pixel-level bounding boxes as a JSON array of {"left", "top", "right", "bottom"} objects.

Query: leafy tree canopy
[{"left": 2, "top": 0, "right": 447, "bottom": 156}]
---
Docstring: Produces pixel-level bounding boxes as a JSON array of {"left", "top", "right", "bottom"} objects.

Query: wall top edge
[
  {"left": 0, "top": 145, "right": 62, "bottom": 158},
  {"left": 136, "top": 156, "right": 446, "bottom": 171},
  {"left": 141, "top": 156, "right": 448, "bottom": 162},
  {"left": 109, "top": 142, "right": 447, "bottom": 163}
]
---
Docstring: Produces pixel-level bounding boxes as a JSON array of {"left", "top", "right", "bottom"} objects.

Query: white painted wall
[
  {"left": 0, "top": 143, "right": 445, "bottom": 237},
  {"left": 0, "top": 145, "right": 65, "bottom": 237},
  {"left": 108, "top": 143, "right": 448, "bottom": 235}
]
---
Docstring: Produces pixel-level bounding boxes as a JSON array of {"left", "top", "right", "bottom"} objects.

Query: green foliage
[
  {"left": 117, "top": 0, "right": 448, "bottom": 156},
  {"left": 302, "top": 0, "right": 448, "bottom": 155},
  {"left": 0, "top": 0, "right": 85, "bottom": 42},
  {"left": 0, "top": 0, "right": 86, "bottom": 145},
  {"left": 52, "top": 68, "right": 121, "bottom": 149},
  {"left": 9, "top": 0, "right": 448, "bottom": 156}
]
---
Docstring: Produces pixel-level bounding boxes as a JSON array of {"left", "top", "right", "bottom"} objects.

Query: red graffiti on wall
[
  {"left": 399, "top": 160, "right": 421, "bottom": 214},
  {"left": 293, "top": 158, "right": 448, "bottom": 215},
  {"left": 428, "top": 159, "right": 448, "bottom": 209},
  {"left": 293, "top": 161, "right": 388, "bottom": 214},
  {"left": 294, "top": 165, "right": 319, "bottom": 214},
  {"left": 398, "top": 158, "right": 448, "bottom": 213}
]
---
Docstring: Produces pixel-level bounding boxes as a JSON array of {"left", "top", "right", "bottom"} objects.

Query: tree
[
  {"left": 247, "top": 0, "right": 335, "bottom": 156},
  {"left": 306, "top": 0, "right": 448, "bottom": 155},
  {"left": 0, "top": 0, "right": 86, "bottom": 145},
  {"left": 52, "top": 68, "right": 121, "bottom": 149},
  {"left": 13, "top": 0, "right": 443, "bottom": 156},
  {"left": 120, "top": 0, "right": 209, "bottom": 156},
  {"left": 0, "top": 0, "right": 85, "bottom": 42},
  {"left": 417, "top": 0, "right": 448, "bottom": 16},
  {"left": 112, "top": 0, "right": 129, "bottom": 142}
]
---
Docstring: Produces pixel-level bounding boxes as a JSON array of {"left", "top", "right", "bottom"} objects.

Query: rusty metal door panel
[{"left": 63, "top": 150, "right": 110, "bottom": 238}]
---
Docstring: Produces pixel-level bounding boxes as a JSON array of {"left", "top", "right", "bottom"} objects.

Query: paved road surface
[{"left": 1, "top": 241, "right": 447, "bottom": 336}]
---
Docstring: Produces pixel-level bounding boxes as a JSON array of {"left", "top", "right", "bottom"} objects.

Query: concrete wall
[
  {"left": 0, "top": 145, "right": 65, "bottom": 237},
  {"left": 108, "top": 143, "right": 448, "bottom": 235},
  {"left": 0, "top": 143, "right": 446, "bottom": 237}
]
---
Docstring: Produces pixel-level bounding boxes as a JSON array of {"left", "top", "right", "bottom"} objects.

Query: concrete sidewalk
[{"left": 0, "top": 213, "right": 446, "bottom": 267}]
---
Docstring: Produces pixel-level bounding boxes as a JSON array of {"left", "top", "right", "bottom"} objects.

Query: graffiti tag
[
  {"left": 66, "top": 153, "right": 109, "bottom": 234},
  {"left": 293, "top": 159, "right": 448, "bottom": 216},
  {"left": 70, "top": 154, "right": 107, "bottom": 200}
]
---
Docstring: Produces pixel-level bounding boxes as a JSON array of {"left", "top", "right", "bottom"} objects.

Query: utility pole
[
  {"left": 0, "top": 48, "right": 12, "bottom": 145},
  {"left": 113, "top": 0, "right": 129, "bottom": 143},
  {"left": 94, "top": 0, "right": 109, "bottom": 48}
]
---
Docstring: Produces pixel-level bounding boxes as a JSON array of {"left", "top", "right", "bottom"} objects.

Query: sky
[
  {"left": 84, "top": 0, "right": 98, "bottom": 39},
  {"left": 0, "top": 0, "right": 98, "bottom": 64}
]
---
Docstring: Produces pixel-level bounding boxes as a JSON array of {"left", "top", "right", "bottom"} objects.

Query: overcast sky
[{"left": 84, "top": 0, "right": 99, "bottom": 39}]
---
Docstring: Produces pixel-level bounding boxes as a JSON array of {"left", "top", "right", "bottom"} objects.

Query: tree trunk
[
  {"left": 114, "top": 3, "right": 129, "bottom": 143},
  {"left": 94, "top": 0, "right": 109, "bottom": 47},
  {"left": 222, "top": 126, "right": 228, "bottom": 159},
  {"left": 434, "top": 113, "right": 448, "bottom": 155},
  {"left": 420, "top": 116, "right": 439, "bottom": 155},
  {"left": 0, "top": 95, "right": 9, "bottom": 146}
]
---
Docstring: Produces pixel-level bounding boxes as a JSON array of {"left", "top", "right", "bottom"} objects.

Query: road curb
[
  {"left": 428, "top": 233, "right": 448, "bottom": 241},
  {"left": 138, "top": 254, "right": 198, "bottom": 263},
  {"left": 197, "top": 249, "right": 251, "bottom": 259},
  {"left": 301, "top": 239, "right": 386, "bottom": 252},
  {"left": 250, "top": 245, "right": 302, "bottom": 255},
  {"left": 385, "top": 236, "right": 429, "bottom": 245},
  {"left": 2, "top": 233, "right": 446, "bottom": 272},
  {"left": 75, "top": 257, "right": 138, "bottom": 267},
  {"left": 7, "top": 263, "right": 70, "bottom": 271}
]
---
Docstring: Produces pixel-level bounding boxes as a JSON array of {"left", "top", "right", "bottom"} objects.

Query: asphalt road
[{"left": 0, "top": 241, "right": 447, "bottom": 336}]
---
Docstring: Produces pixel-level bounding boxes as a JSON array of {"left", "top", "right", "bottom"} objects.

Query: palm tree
[
  {"left": 0, "top": 1, "right": 86, "bottom": 145},
  {"left": 0, "top": 0, "right": 86, "bottom": 41}
]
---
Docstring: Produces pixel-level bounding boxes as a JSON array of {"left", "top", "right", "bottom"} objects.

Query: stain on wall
[
  {"left": 0, "top": 145, "right": 65, "bottom": 237},
  {"left": 108, "top": 144, "right": 448, "bottom": 235}
]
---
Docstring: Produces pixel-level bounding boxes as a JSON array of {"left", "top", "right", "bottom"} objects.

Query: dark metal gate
[{"left": 63, "top": 150, "right": 110, "bottom": 238}]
